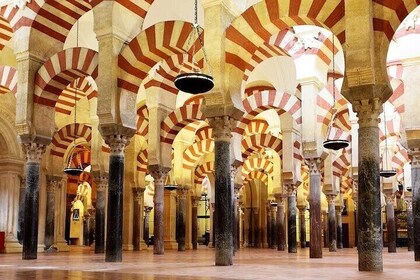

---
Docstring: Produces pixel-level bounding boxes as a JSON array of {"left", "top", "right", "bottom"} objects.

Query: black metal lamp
[
  {"left": 323, "top": 34, "right": 349, "bottom": 151},
  {"left": 174, "top": 0, "right": 214, "bottom": 94},
  {"left": 64, "top": 22, "right": 83, "bottom": 177}
]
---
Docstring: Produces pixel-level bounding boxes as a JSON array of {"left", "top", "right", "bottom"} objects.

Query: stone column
[
  {"left": 104, "top": 134, "right": 131, "bottom": 262},
  {"left": 275, "top": 194, "right": 286, "bottom": 251},
  {"left": 286, "top": 182, "right": 297, "bottom": 253},
  {"left": 307, "top": 158, "right": 323, "bottom": 258},
  {"left": 149, "top": 165, "right": 170, "bottom": 255},
  {"left": 336, "top": 205, "right": 344, "bottom": 249},
  {"left": 410, "top": 149, "right": 420, "bottom": 261},
  {"left": 17, "top": 176, "right": 26, "bottom": 244},
  {"left": 143, "top": 206, "right": 153, "bottom": 246},
  {"left": 326, "top": 194, "right": 337, "bottom": 252},
  {"left": 92, "top": 172, "right": 107, "bottom": 254},
  {"left": 177, "top": 188, "right": 188, "bottom": 251},
  {"left": 270, "top": 202, "right": 277, "bottom": 249},
  {"left": 191, "top": 196, "right": 200, "bottom": 250},
  {"left": 22, "top": 142, "right": 46, "bottom": 260},
  {"left": 322, "top": 210, "right": 328, "bottom": 248},
  {"left": 404, "top": 197, "right": 414, "bottom": 251},
  {"left": 385, "top": 194, "right": 396, "bottom": 253},
  {"left": 210, "top": 202, "right": 215, "bottom": 247},
  {"left": 233, "top": 183, "right": 241, "bottom": 252},
  {"left": 132, "top": 187, "right": 145, "bottom": 251},
  {"left": 266, "top": 203, "right": 272, "bottom": 248},
  {"left": 208, "top": 116, "right": 236, "bottom": 266},
  {"left": 353, "top": 100, "right": 382, "bottom": 271},
  {"left": 45, "top": 176, "right": 60, "bottom": 250},
  {"left": 298, "top": 206, "right": 307, "bottom": 248}
]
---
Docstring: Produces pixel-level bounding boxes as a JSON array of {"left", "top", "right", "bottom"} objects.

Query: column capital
[
  {"left": 92, "top": 171, "right": 108, "bottom": 192},
  {"left": 177, "top": 188, "right": 188, "bottom": 200},
  {"left": 22, "top": 142, "right": 47, "bottom": 163},
  {"left": 404, "top": 197, "right": 413, "bottom": 210},
  {"left": 285, "top": 182, "right": 297, "bottom": 197},
  {"left": 103, "top": 134, "right": 131, "bottom": 156},
  {"left": 335, "top": 205, "right": 344, "bottom": 214},
  {"left": 274, "top": 193, "right": 286, "bottom": 206},
  {"left": 132, "top": 187, "right": 145, "bottom": 202},
  {"left": 144, "top": 206, "right": 153, "bottom": 214},
  {"left": 207, "top": 116, "right": 237, "bottom": 142},
  {"left": 46, "top": 175, "right": 62, "bottom": 193},
  {"left": 191, "top": 196, "right": 201, "bottom": 207},
  {"left": 408, "top": 148, "right": 420, "bottom": 168},
  {"left": 385, "top": 193, "right": 395, "bottom": 205},
  {"left": 305, "top": 157, "right": 322, "bottom": 175},
  {"left": 298, "top": 205, "right": 307, "bottom": 213},
  {"left": 326, "top": 194, "right": 337, "bottom": 205},
  {"left": 352, "top": 98, "right": 382, "bottom": 128},
  {"left": 148, "top": 165, "right": 171, "bottom": 185}
]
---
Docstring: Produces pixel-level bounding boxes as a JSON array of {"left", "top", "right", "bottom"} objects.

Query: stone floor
[{"left": 0, "top": 246, "right": 419, "bottom": 279}]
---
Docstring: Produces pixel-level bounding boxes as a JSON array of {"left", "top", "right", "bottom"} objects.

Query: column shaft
[
  {"left": 411, "top": 154, "right": 420, "bottom": 261},
  {"left": 192, "top": 198, "right": 198, "bottom": 250},
  {"left": 44, "top": 183, "right": 57, "bottom": 250},
  {"left": 299, "top": 208, "right": 306, "bottom": 248},
  {"left": 177, "top": 189, "right": 187, "bottom": 251},
  {"left": 22, "top": 143, "right": 45, "bottom": 260},
  {"left": 276, "top": 198, "right": 286, "bottom": 251},
  {"left": 336, "top": 207, "right": 343, "bottom": 249},
  {"left": 308, "top": 158, "right": 322, "bottom": 258},
  {"left": 132, "top": 188, "right": 145, "bottom": 251},
  {"left": 327, "top": 197, "right": 337, "bottom": 252},
  {"left": 287, "top": 190, "right": 297, "bottom": 253},
  {"left": 95, "top": 183, "right": 106, "bottom": 254},
  {"left": 357, "top": 111, "right": 382, "bottom": 271},
  {"left": 270, "top": 206, "right": 277, "bottom": 249},
  {"left": 386, "top": 199, "right": 396, "bottom": 253},
  {"left": 405, "top": 198, "right": 414, "bottom": 251}
]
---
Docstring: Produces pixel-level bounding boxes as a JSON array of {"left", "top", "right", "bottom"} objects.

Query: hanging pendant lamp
[
  {"left": 64, "top": 22, "right": 83, "bottom": 176},
  {"left": 379, "top": 105, "right": 396, "bottom": 178},
  {"left": 323, "top": 34, "right": 349, "bottom": 151},
  {"left": 174, "top": 0, "right": 214, "bottom": 94}
]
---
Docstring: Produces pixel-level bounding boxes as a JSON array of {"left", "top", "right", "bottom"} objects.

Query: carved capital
[
  {"left": 104, "top": 134, "right": 131, "bottom": 156},
  {"left": 285, "top": 183, "right": 297, "bottom": 197},
  {"left": 132, "top": 187, "right": 145, "bottom": 202},
  {"left": 298, "top": 206, "right": 307, "bottom": 214},
  {"left": 408, "top": 148, "right": 420, "bottom": 168},
  {"left": 22, "top": 142, "right": 46, "bottom": 163},
  {"left": 274, "top": 193, "right": 286, "bottom": 206},
  {"left": 144, "top": 206, "right": 153, "bottom": 215},
  {"left": 352, "top": 98, "right": 382, "bottom": 128},
  {"left": 92, "top": 171, "right": 108, "bottom": 192},
  {"left": 46, "top": 175, "right": 61, "bottom": 193},
  {"left": 207, "top": 116, "right": 236, "bottom": 142},
  {"left": 404, "top": 197, "right": 413, "bottom": 210},
  {"left": 148, "top": 165, "right": 170, "bottom": 185},
  {"left": 326, "top": 194, "right": 336, "bottom": 205},
  {"left": 385, "top": 194, "right": 395, "bottom": 205},
  {"left": 177, "top": 188, "right": 188, "bottom": 200},
  {"left": 191, "top": 196, "right": 201, "bottom": 207},
  {"left": 305, "top": 158, "right": 322, "bottom": 175}
]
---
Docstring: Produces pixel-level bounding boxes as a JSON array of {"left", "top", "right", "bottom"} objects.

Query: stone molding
[
  {"left": 207, "top": 116, "right": 236, "bottom": 142},
  {"left": 22, "top": 142, "right": 47, "bottom": 163}
]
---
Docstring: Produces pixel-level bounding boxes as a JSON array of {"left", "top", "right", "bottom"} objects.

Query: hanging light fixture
[
  {"left": 379, "top": 105, "right": 396, "bottom": 178},
  {"left": 174, "top": 0, "right": 214, "bottom": 94},
  {"left": 323, "top": 34, "right": 349, "bottom": 151},
  {"left": 64, "top": 21, "right": 83, "bottom": 176}
]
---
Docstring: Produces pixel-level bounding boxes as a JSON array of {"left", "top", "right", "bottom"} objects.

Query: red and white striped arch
[
  {"left": 372, "top": 0, "right": 420, "bottom": 41},
  {"left": 379, "top": 114, "right": 401, "bottom": 142},
  {"left": 0, "top": 65, "right": 17, "bottom": 95},
  {"left": 34, "top": 47, "right": 98, "bottom": 108},
  {"left": 194, "top": 161, "right": 214, "bottom": 185},
  {"left": 0, "top": 15, "right": 12, "bottom": 51},
  {"left": 237, "top": 89, "right": 301, "bottom": 135},
  {"left": 332, "top": 148, "right": 351, "bottom": 177},
  {"left": 136, "top": 104, "right": 149, "bottom": 136},
  {"left": 161, "top": 104, "right": 206, "bottom": 144},
  {"left": 241, "top": 134, "right": 282, "bottom": 161},
  {"left": 392, "top": 143, "right": 409, "bottom": 176},
  {"left": 244, "top": 170, "right": 269, "bottom": 185},
  {"left": 340, "top": 176, "right": 353, "bottom": 193},
  {"left": 55, "top": 77, "right": 97, "bottom": 115},
  {"left": 71, "top": 147, "right": 91, "bottom": 168},
  {"left": 184, "top": 95, "right": 205, "bottom": 106},
  {"left": 244, "top": 85, "right": 276, "bottom": 98},
  {"left": 293, "top": 139, "right": 303, "bottom": 162},
  {"left": 137, "top": 149, "right": 148, "bottom": 173},
  {"left": 118, "top": 21, "right": 203, "bottom": 95},
  {"left": 50, "top": 123, "right": 92, "bottom": 157},
  {"left": 242, "top": 157, "right": 274, "bottom": 181},
  {"left": 243, "top": 119, "right": 270, "bottom": 136},
  {"left": 226, "top": 0, "right": 346, "bottom": 72},
  {"left": 387, "top": 62, "right": 405, "bottom": 114},
  {"left": 143, "top": 53, "right": 201, "bottom": 95},
  {"left": 195, "top": 126, "right": 212, "bottom": 142},
  {"left": 183, "top": 139, "right": 214, "bottom": 170}
]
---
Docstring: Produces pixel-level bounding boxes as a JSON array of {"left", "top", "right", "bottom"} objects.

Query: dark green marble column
[
  {"left": 104, "top": 135, "right": 131, "bottom": 262},
  {"left": 355, "top": 103, "right": 382, "bottom": 271},
  {"left": 22, "top": 142, "right": 46, "bottom": 260},
  {"left": 209, "top": 116, "right": 236, "bottom": 266}
]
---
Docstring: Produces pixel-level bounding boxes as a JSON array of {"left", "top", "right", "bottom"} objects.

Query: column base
[
  {"left": 4, "top": 237, "right": 22, "bottom": 253},
  {"left": 56, "top": 240, "right": 70, "bottom": 252},
  {"left": 140, "top": 241, "right": 148, "bottom": 250},
  {"left": 122, "top": 244, "right": 134, "bottom": 251},
  {"left": 164, "top": 240, "right": 178, "bottom": 250}
]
